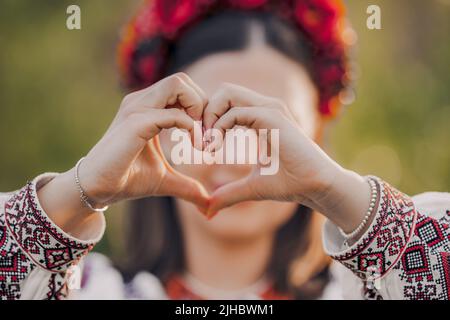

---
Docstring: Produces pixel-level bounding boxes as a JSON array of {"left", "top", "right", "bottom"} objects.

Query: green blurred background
[{"left": 0, "top": 1, "right": 449, "bottom": 254}]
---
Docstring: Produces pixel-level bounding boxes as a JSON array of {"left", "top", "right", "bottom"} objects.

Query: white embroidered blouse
[{"left": 1, "top": 173, "right": 449, "bottom": 300}]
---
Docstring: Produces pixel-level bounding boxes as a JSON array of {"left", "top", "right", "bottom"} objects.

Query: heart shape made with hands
[{"left": 151, "top": 83, "right": 286, "bottom": 220}]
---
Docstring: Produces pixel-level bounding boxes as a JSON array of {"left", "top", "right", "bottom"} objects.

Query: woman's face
[{"left": 160, "top": 45, "right": 320, "bottom": 241}]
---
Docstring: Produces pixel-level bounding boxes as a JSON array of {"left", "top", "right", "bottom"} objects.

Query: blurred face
[{"left": 160, "top": 45, "right": 320, "bottom": 241}]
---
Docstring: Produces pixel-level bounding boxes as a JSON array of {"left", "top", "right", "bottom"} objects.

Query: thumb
[
  {"left": 158, "top": 170, "right": 210, "bottom": 214},
  {"left": 150, "top": 137, "right": 210, "bottom": 214},
  {"left": 207, "top": 177, "right": 256, "bottom": 219}
]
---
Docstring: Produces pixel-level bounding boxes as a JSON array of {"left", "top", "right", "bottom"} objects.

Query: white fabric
[{"left": 1, "top": 174, "right": 449, "bottom": 300}]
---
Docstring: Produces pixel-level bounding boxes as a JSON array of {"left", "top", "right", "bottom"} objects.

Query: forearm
[
  {"left": 1, "top": 173, "right": 106, "bottom": 299},
  {"left": 36, "top": 168, "right": 104, "bottom": 240},
  {"left": 309, "top": 166, "right": 374, "bottom": 242},
  {"left": 321, "top": 177, "right": 450, "bottom": 300}
]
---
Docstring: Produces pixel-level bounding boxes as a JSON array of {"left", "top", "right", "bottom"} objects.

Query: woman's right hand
[{"left": 79, "top": 73, "right": 210, "bottom": 211}]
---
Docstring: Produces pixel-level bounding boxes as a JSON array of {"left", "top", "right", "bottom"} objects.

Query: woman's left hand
[{"left": 203, "top": 83, "right": 371, "bottom": 234}]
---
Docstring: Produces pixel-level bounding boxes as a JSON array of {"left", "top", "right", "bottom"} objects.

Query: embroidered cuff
[
  {"left": 323, "top": 177, "right": 418, "bottom": 280},
  {"left": 4, "top": 173, "right": 106, "bottom": 273}
]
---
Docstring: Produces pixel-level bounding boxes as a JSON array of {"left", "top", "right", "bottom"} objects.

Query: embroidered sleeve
[
  {"left": 0, "top": 173, "right": 106, "bottom": 300},
  {"left": 323, "top": 177, "right": 450, "bottom": 300}
]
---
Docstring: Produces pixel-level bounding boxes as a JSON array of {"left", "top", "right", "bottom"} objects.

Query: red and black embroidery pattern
[
  {"left": 330, "top": 178, "right": 450, "bottom": 300},
  {"left": 1, "top": 179, "right": 97, "bottom": 299},
  {"left": 331, "top": 178, "right": 417, "bottom": 278},
  {"left": 4, "top": 182, "right": 94, "bottom": 272},
  {"left": 0, "top": 213, "right": 34, "bottom": 300},
  {"left": 394, "top": 212, "right": 450, "bottom": 299},
  {"left": 46, "top": 273, "right": 68, "bottom": 300},
  {"left": 1, "top": 175, "right": 449, "bottom": 300}
]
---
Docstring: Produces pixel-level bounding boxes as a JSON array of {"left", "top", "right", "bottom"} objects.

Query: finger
[
  {"left": 114, "top": 108, "right": 195, "bottom": 163},
  {"left": 203, "top": 83, "right": 281, "bottom": 131},
  {"left": 154, "top": 73, "right": 206, "bottom": 120},
  {"left": 150, "top": 135, "right": 173, "bottom": 171},
  {"left": 86, "top": 109, "right": 189, "bottom": 181},
  {"left": 134, "top": 108, "right": 196, "bottom": 141},
  {"left": 207, "top": 106, "right": 281, "bottom": 152},
  {"left": 158, "top": 170, "right": 210, "bottom": 212},
  {"left": 118, "top": 73, "right": 206, "bottom": 123},
  {"left": 175, "top": 72, "right": 208, "bottom": 109},
  {"left": 147, "top": 127, "right": 209, "bottom": 212},
  {"left": 207, "top": 177, "right": 255, "bottom": 219},
  {"left": 151, "top": 133, "right": 198, "bottom": 174}
]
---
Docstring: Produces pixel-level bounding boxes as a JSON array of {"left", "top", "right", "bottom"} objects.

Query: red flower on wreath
[
  {"left": 294, "top": 0, "right": 344, "bottom": 45},
  {"left": 155, "top": 0, "right": 199, "bottom": 36},
  {"left": 133, "top": 2, "right": 161, "bottom": 38},
  {"left": 118, "top": 0, "right": 354, "bottom": 118},
  {"left": 317, "top": 64, "right": 344, "bottom": 85},
  {"left": 138, "top": 55, "right": 158, "bottom": 84},
  {"left": 227, "top": 0, "right": 267, "bottom": 9}
]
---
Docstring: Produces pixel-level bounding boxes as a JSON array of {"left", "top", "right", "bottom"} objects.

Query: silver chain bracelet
[
  {"left": 338, "top": 175, "right": 379, "bottom": 244},
  {"left": 75, "top": 157, "right": 109, "bottom": 213}
]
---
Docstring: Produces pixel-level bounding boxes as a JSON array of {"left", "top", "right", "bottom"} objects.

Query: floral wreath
[{"left": 118, "top": 0, "right": 356, "bottom": 118}]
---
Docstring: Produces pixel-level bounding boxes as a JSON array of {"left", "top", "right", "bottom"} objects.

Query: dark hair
[
  {"left": 118, "top": 10, "right": 330, "bottom": 300},
  {"left": 165, "top": 10, "right": 314, "bottom": 78}
]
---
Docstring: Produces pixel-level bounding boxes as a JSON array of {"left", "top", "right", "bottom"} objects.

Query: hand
[
  {"left": 37, "top": 73, "right": 212, "bottom": 237},
  {"left": 203, "top": 83, "right": 371, "bottom": 233},
  {"left": 75, "top": 73, "right": 210, "bottom": 210}
]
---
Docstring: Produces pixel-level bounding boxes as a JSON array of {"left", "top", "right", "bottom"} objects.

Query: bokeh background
[{"left": 0, "top": 0, "right": 449, "bottom": 254}]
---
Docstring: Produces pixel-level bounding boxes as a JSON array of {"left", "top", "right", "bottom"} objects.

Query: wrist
[
  {"left": 74, "top": 158, "right": 111, "bottom": 210},
  {"left": 37, "top": 170, "right": 103, "bottom": 236},
  {"left": 307, "top": 166, "right": 372, "bottom": 232},
  {"left": 300, "top": 161, "right": 343, "bottom": 206}
]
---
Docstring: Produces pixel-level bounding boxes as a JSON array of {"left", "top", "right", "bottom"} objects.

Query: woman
[{"left": 1, "top": 0, "right": 449, "bottom": 300}]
